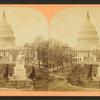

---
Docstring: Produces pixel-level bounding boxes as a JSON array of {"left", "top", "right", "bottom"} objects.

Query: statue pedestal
[
  {"left": 13, "top": 62, "right": 27, "bottom": 80},
  {"left": 94, "top": 66, "right": 100, "bottom": 81},
  {"left": 9, "top": 61, "right": 32, "bottom": 89},
  {"left": 5, "top": 80, "right": 32, "bottom": 89}
]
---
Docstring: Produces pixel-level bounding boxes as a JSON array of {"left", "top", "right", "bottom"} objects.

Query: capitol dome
[
  {"left": 0, "top": 11, "right": 15, "bottom": 46},
  {"left": 77, "top": 11, "right": 99, "bottom": 48}
]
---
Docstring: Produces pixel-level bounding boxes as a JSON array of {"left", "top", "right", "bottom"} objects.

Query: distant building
[{"left": 62, "top": 44, "right": 75, "bottom": 65}]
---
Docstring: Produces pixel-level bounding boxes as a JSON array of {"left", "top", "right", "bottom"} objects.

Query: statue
[{"left": 13, "top": 52, "right": 27, "bottom": 81}]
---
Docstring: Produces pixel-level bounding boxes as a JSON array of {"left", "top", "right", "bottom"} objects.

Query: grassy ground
[
  {"left": 33, "top": 67, "right": 48, "bottom": 91},
  {"left": 48, "top": 66, "right": 79, "bottom": 91},
  {"left": 48, "top": 66, "right": 100, "bottom": 91}
]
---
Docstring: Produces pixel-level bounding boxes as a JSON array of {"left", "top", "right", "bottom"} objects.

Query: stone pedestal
[
  {"left": 9, "top": 61, "right": 32, "bottom": 89},
  {"left": 6, "top": 80, "right": 32, "bottom": 89},
  {"left": 94, "top": 66, "right": 100, "bottom": 81},
  {"left": 13, "top": 62, "right": 27, "bottom": 80}
]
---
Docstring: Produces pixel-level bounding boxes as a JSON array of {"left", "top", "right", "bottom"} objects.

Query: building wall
[{"left": 74, "top": 49, "right": 97, "bottom": 63}]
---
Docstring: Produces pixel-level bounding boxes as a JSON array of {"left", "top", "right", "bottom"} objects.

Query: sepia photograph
[{"left": 0, "top": 5, "right": 100, "bottom": 96}]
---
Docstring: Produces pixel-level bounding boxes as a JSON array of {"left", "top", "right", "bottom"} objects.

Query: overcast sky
[
  {"left": 0, "top": 7, "right": 48, "bottom": 46},
  {"left": 50, "top": 7, "right": 100, "bottom": 47},
  {"left": 0, "top": 6, "right": 100, "bottom": 47}
]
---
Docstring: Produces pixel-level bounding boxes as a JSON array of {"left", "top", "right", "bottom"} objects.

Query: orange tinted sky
[
  {"left": 30, "top": 5, "right": 100, "bottom": 19},
  {"left": 0, "top": 4, "right": 68, "bottom": 19},
  {"left": 0, "top": 4, "right": 100, "bottom": 19}
]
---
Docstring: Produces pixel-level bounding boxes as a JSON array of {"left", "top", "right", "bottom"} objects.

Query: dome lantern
[
  {"left": 3, "top": 11, "right": 5, "bottom": 18},
  {"left": 87, "top": 11, "right": 90, "bottom": 20}
]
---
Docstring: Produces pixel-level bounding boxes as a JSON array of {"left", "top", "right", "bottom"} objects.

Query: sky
[
  {"left": 50, "top": 7, "right": 100, "bottom": 47},
  {"left": 0, "top": 6, "right": 48, "bottom": 46},
  {"left": 0, "top": 5, "right": 100, "bottom": 47}
]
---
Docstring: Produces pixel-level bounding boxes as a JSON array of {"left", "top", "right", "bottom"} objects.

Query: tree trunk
[{"left": 39, "top": 59, "right": 40, "bottom": 68}]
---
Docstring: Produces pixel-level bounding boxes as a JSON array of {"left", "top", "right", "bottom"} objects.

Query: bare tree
[{"left": 34, "top": 36, "right": 48, "bottom": 68}]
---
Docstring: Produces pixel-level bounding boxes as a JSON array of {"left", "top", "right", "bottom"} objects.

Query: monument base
[{"left": 5, "top": 79, "right": 33, "bottom": 89}]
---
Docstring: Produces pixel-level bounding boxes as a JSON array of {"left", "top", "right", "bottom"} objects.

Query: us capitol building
[
  {"left": 0, "top": 11, "right": 19, "bottom": 60},
  {"left": 73, "top": 11, "right": 100, "bottom": 80}
]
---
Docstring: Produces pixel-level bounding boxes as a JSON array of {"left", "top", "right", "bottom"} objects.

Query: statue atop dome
[
  {"left": 3, "top": 10, "right": 5, "bottom": 17},
  {"left": 87, "top": 11, "right": 90, "bottom": 20},
  {"left": 2, "top": 10, "right": 7, "bottom": 20}
]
